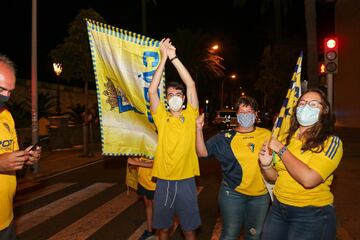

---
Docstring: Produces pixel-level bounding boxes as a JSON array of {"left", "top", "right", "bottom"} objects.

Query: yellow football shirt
[
  {"left": 274, "top": 130, "right": 343, "bottom": 207},
  {"left": 231, "top": 128, "right": 271, "bottom": 195},
  {"left": 138, "top": 158, "right": 156, "bottom": 191},
  {"left": 0, "top": 109, "right": 19, "bottom": 230},
  {"left": 151, "top": 103, "right": 200, "bottom": 180}
]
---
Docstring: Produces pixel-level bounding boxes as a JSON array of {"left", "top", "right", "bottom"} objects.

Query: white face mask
[
  {"left": 296, "top": 105, "right": 320, "bottom": 126},
  {"left": 168, "top": 96, "right": 183, "bottom": 112}
]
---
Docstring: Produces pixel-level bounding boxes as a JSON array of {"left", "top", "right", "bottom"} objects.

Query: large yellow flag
[
  {"left": 272, "top": 51, "right": 303, "bottom": 141},
  {"left": 86, "top": 19, "right": 165, "bottom": 159}
]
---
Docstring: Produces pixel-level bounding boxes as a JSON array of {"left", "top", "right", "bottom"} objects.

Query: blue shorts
[
  {"left": 137, "top": 183, "right": 155, "bottom": 200},
  {"left": 0, "top": 222, "right": 16, "bottom": 240},
  {"left": 152, "top": 177, "right": 201, "bottom": 231}
]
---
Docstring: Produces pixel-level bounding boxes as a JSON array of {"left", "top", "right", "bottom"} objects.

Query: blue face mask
[
  {"left": 0, "top": 94, "right": 10, "bottom": 108},
  {"left": 296, "top": 105, "right": 320, "bottom": 126},
  {"left": 237, "top": 113, "right": 255, "bottom": 128}
]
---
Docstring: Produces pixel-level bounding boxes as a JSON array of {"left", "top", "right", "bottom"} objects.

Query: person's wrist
[
  {"left": 260, "top": 162, "right": 273, "bottom": 170},
  {"left": 277, "top": 145, "right": 288, "bottom": 158},
  {"left": 169, "top": 56, "right": 178, "bottom": 61}
]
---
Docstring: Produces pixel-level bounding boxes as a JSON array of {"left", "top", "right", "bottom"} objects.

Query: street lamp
[
  {"left": 53, "top": 62, "right": 62, "bottom": 115},
  {"left": 205, "top": 99, "right": 209, "bottom": 120},
  {"left": 211, "top": 44, "right": 219, "bottom": 51},
  {"left": 221, "top": 74, "right": 236, "bottom": 109}
]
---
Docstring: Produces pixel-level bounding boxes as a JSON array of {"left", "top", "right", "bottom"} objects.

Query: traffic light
[
  {"left": 324, "top": 37, "right": 338, "bottom": 73},
  {"left": 319, "top": 62, "right": 326, "bottom": 75}
]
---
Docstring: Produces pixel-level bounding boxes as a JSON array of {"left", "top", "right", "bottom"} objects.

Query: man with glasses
[{"left": 148, "top": 38, "right": 200, "bottom": 240}]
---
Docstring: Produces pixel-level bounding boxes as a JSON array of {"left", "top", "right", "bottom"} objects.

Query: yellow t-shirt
[
  {"left": 206, "top": 128, "right": 271, "bottom": 196},
  {"left": 138, "top": 158, "right": 156, "bottom": 191},
  {"left": 151, "top": 103, "right": 200, "bottom": 180},
  {"left": 0, "top": 109, "right": 19, "bottom": 230},
  {"left": 274, "top": 131, "right": 343, "bottom": 207},
  {"left": 232, "top": 128, "right": 271, "bottom": 195}
]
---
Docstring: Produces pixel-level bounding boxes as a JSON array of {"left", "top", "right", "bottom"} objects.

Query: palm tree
[{"left": 167, "top": 29, "right": 225, "bottom": 108}]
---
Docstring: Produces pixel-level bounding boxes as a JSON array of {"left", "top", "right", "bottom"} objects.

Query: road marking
[
  {"left": 15, "top": 183, "right": 114, "bottom": 234},
  {"left": 35, "top": 158, "right": 109, "bottom": 181},
  {"left": 16, "top": 181, "right": 41, "bottom": 192},
  {"left": 14, "top": 182, "right": 76, "bottom": 207},
  {"left": 48, "top": 191, "right": 138, "bottom": 240},
  {"left": 128, "top": 186, "right": 204, "bottom": 240}
]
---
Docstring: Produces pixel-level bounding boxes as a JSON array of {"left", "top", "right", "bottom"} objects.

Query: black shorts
[{"left": 137, "top": 183, "right": 155, "bottom": 200}]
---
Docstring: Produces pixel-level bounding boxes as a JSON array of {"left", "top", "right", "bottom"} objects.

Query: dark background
[{"left": 0, "top": 0, "right": 333, "bottom": 94}]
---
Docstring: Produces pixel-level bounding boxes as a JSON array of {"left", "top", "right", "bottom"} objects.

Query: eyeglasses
[
  {"left": 167, "top": 92, "right": 184, "bottom": 98},
  {"left": 298, "top": 100, "right": 322, "bottom": 108}
]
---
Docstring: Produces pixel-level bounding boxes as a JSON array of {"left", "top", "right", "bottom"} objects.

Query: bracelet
[
  {"left": 261, "top": 164, "right": 273, "bottom": 170},
  {"left": 170, "top": 56, "right": 178, "bottom": 61},
  {"left": 278, "top": 146, "right": 287, "bottom": 158},
  {"left": 260, "top": 162, "right": 272, "bottom": 170}
]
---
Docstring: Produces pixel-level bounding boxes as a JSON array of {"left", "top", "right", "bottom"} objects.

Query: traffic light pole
[{"left": 326, "top": 73, "right": 333, "bottom": 110}]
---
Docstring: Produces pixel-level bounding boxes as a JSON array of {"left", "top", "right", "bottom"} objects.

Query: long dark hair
[{"left": 286, "top": 89, "right": 334, "bottom": 152}]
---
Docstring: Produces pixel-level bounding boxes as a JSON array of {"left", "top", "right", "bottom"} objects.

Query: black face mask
[{"left": 0, "top": 94, "right": 10, "bottom": 108}]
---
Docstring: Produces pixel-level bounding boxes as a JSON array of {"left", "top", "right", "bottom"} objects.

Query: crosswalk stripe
[
  {"left": 48, "top": 191, "right": 138, "bottom": 240},
  {"left": 16, "top": 181, "right": 40, "bottom": 192},
  {"left": 128, "top": 186, "right": 204, "bottom": 240},
  {"left": 15, "top": 182, "right": 114, "bottom": 234},
  {"left": 14, "top": 182, "right": 76, "bottom": 207}
]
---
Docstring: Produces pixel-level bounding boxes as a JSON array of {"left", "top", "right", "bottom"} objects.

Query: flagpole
[{"left": 31, "top": 0, "right": 39, "bottom": 173}]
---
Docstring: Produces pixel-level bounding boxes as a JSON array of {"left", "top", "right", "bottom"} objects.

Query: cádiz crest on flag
[{"left": 85, "top": 19, "right": 165, "bottom": 159}]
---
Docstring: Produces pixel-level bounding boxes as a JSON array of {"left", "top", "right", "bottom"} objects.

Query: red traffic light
[
  {"left": 326, "top": 39, "right": 337, "bottom": 49},
  {"left": 324, "top": 37, "right": 338, "bottom": 74}
]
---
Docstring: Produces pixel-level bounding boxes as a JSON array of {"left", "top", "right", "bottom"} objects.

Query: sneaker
[{"left": 138, "top": 230, "right": 155, "bottom": 240}]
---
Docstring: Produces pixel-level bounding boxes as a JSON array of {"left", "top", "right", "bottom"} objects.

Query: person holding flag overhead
[
  {"left": 259, "top": 88, "right": 343, "bottom": 240},
  {"left": 149, "top": 38, "right": 201, "bottom": 240}
]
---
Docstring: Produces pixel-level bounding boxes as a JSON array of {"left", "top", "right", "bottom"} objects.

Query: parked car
[{"left": 212, "top": 109, "right": 237, "bottom": 129}]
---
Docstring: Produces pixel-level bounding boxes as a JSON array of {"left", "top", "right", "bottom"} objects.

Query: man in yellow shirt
[
  {"left": 0, "top": 54, "right": 41, "bottom": 239},
  {"left": 148, "top": 38, "right": 200, "bottom": 240}
]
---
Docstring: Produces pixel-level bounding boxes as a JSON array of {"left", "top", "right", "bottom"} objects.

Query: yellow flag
[
  {"left": 86, "top": 19, "right": 165, "bottom": 158},
  {"left": 272, "top": 51, "right": 303, "bottom": 141}
]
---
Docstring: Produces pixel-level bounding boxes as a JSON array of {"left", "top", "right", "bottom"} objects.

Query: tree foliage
[
  {"left": 167, "top": 29, "right": 225, "bottom": 106},
  {"left": 50, "top": 8, "right": 105, "bottom": 84},
  {"left": 255, "top": 44, "right": 301, "bottom": 112}
]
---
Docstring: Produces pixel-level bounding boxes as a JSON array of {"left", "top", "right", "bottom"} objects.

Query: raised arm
[
  {"left": 166, "top": 44, "right": 199, "bottom": 108},
  {"left": 149, "top": 38, "right": 170, "bottom": 112},
  {"left": 196, "top": 113, "right": 208, "bottom": 157}
]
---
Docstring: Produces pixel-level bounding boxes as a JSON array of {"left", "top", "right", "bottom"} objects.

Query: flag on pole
[
  {"left": 85, "top": 19, "right": 165, "bottom": 159},
  {"left": 272, "top": 51, "right": 303, "bottom": 141},
  {"left": 264, "top": 51, "right": 303, "bottom": 201}
]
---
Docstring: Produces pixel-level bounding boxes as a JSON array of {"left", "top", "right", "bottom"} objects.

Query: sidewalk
[
  {"left": 334, "top": 127, "right": 360, "bottom": 240},
  {"left": 18, "top": 145, "right": 105, "bottom": 183}
]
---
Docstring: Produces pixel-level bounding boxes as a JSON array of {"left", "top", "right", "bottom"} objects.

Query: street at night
[
  {"left": 12, "top": 126, "right": 360, "bottom": 240},
  {"left": 0, "top": 1, "right": 359, "bottom": 240}
]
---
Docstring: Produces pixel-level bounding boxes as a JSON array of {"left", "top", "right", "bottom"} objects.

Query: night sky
[{"left": 1, "top": 0, "right": 310, "bottom": 89}]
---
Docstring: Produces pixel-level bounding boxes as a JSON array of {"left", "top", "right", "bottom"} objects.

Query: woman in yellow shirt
[{"left": 259, "top": 89, "right": 343, "bottom": 240}]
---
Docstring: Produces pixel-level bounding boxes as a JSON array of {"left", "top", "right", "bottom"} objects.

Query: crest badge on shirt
[{"left": 248, "top": 143, "right": 255, "bottom": 152}]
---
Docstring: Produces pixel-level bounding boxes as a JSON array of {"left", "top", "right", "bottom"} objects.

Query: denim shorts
[{"left": 152, "top": 177, "right": 201, "bottom": 231}]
